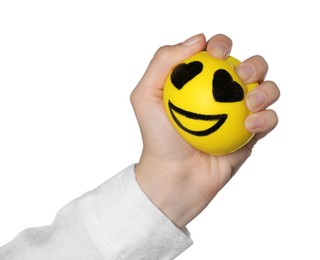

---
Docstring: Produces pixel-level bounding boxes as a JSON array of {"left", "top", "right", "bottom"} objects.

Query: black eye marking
[
  {"left": 171, "top": 61, "right": 203, "bottom": 90},
  {"left": 212, "top": 69, "right": 244, "bottom": 102}
]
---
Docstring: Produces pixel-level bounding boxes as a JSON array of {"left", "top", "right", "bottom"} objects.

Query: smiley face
[{"left": 163, "top": 51, "right": 257, "bottom": 155}]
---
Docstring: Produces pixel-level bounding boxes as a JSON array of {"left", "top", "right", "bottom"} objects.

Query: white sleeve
[{"left": 0, "top": 164, "right": 193, "bottom": 260}]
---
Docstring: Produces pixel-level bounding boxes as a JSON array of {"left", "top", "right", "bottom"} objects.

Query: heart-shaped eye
[
  {"left": 212, "top": 69, "right": 244, "bottom": 102},
  {"left": 171, "top": 61, "right": 203, "bottom": 90}
]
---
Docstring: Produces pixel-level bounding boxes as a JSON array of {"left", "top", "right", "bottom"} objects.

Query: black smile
[{"left": 168, "top": 100, "right": 227, "bottom": 136}]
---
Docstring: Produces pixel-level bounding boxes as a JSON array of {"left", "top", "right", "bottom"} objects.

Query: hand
[{"left": 130, "top": 33, "right": 280, "bottom": 229}]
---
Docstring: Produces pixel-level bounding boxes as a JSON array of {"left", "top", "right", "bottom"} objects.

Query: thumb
[{"left": 134, "top": 34, "right": 206, "bottom": 97}]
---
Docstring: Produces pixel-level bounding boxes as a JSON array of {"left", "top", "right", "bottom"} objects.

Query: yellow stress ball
[{"left": 163, "top": 51, "right": 258, "bottom": 155}]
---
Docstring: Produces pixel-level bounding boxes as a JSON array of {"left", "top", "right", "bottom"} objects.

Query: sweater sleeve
[{"left": 0, "top": 164, "right": 193, "bottom": 260}]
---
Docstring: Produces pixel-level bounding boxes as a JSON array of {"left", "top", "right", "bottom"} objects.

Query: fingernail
[
  {"left": 245, "top": 115, "right": 264, "bottom": 132},
  {"left": 236, "top": 63, "right": 255, "bottom": 82},
  {"left": 246, "top": 91, "right": 265, "bottom": 111},
  {"left": 182, "top": 33, "right": 204, "bottom": 47},
  {"left": 211, "top": 42, "right": 229, "bottom": 59}
]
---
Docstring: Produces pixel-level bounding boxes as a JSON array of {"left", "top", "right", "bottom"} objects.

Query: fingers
[
  {"left": 206, "top": 34, "right": 233, "bottom": 59},
  {"left": 210, "top": 39, "right": 269, "bottom": 85},
  {"left": 245, "top": 109, "right": 278, "bottom": 134},
  {"left": 245, "top": 80, "right": 280, "bottom": 134},
  {"left": 246, "top": 81, "right": 280, "bottom": 112},
  {"left": 209, "top": 37, "right": 269, "bottom": 86},
  {"left": 236, "top": 55, "right": 269, "bottom": 84}
]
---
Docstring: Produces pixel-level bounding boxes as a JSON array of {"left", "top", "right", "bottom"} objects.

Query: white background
[{"left": 0, "top": 0, "right": 319, "bottom": 259}]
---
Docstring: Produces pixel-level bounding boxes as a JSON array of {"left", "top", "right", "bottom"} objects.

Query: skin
[{"left": 130, "top": 33, "right": 280, "bottom": 229}]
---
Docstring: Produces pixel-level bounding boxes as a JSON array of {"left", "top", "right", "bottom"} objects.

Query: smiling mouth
[{"left": 168, "top": 100, "right": 227, "bottom": 136}]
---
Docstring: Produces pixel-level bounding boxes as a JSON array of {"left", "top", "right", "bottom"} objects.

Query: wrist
[
  {"left": 134, "top": 162, "right": 187, "bottom": 228},
  {"left": 134, "top": 154, "right": 208, "bottom": 229}
]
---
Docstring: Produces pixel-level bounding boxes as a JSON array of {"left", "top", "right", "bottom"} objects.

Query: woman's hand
[{"left": 130, "top": 33, "right": 280, "bottom": 228}]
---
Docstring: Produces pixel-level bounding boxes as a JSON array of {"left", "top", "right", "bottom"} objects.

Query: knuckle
[
  {"left": 255, "top": 55, "right": 269, "bottom": 72},
  {"left": 263, "top": 80, "right": 281, "bottom": 101},
  {"left": 266, "top": 109, "right": 279, "bottom": 129},
  {"left": 153, "top": 45, "right": 171, "bottom": 61}
]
